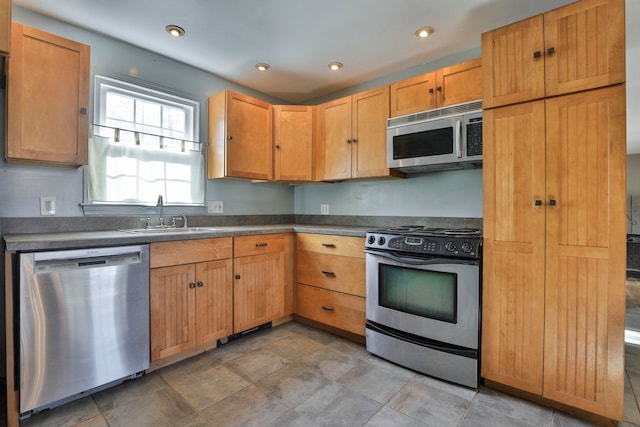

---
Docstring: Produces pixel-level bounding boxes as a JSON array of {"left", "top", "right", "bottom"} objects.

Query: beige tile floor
[{"left": 8, "top": 321, "right": 640, "bottom": 427}]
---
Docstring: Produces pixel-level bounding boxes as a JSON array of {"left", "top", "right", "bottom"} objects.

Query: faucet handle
[
  {"left": 181, "top": 213, "right": 188, "bottom": 228},
  {"left": 140, "top": 217, "right": 151, "bottom": 229}
]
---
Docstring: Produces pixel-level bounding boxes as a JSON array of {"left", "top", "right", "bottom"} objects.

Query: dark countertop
[{"left": 3, "top": 224, "right": 370, "bottom": 252}]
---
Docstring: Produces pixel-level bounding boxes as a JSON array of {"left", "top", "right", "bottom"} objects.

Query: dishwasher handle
[{"left": 30, "top": 245, "right": 148, "bottom": 274}]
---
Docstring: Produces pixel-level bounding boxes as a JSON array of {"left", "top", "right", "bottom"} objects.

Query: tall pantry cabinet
[{"left": 481, "top": 0, "right": 626, "bottom": 420}]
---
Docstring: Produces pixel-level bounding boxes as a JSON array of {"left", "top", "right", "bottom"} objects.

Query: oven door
[{"left": 365, "top": 250, "right": 479, "bottom": 349}]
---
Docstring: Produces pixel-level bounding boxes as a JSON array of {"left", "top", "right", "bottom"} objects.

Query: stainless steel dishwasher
[{"left": 19, "top": 245, "right": 150, "bottom": 417}]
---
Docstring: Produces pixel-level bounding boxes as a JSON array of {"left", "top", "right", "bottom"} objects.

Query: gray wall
[
  {"left": 629, "top": 154, "right": 640, "bottom": 234},
  {"left": 1, "top": 7, "right": 483, "bottom": 221}
]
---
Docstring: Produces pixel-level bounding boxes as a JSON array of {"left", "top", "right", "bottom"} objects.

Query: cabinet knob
[
  {"left": 436, "top": 86, "right": 442, "bottom": 91},
  {"left": 547, "top": 47, "right": 555, "bottom": 56},
  {"left": 189, "top": 282, "right": 196, "bottom": 289},
  {"left": 227, "top": 135, "right": 233, "bottom": 141},
  {"left": 275, "top": 144, "right": 280, "bottom": 149},
  {"left": 549, "top": 199, "right": 557, "bottom": 206},
  {"left": 428, "top": 88, "right": 434, "bottom": 94},
  {"left": 235, "top": 274, "right": 241, "bottom": 280},
  {"left": 80, "top": 107, "right": 87, "bottom": 115},
  {"left": 197, "top": 281, "right": 204, "bottom": 288},
  {"left": 534, "top": 200, "right": 542, "bottom": 206},
  {"left": 352, "top": 138, "right": 357, "bottom": 143},
  {"left": 321, "top": 305, "right": 334, "bottom": 312},
  {"left": 346, "top": 139, "right": 351, "bottom": 144},
  {"left": 533, "top": 50, "right": 542, "bottom": 59}
]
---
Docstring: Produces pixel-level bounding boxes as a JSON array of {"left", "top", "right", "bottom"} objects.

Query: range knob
[
  {"left": 445, "top": 241, "right": 457, "bottom": 252},
  {"left": 378, "top": 236, "right": 386, "bottom": 245},
  {"left": 461, "top": 242, "right": 474, "bottom": 253},
  {"left": 367, "top": 235, "right": 376, "bottom": 245}
]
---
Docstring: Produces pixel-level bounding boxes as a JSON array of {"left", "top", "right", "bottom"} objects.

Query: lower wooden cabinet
[
  {"left": 150, "top": 238, "right": 233, "bottom": 361},
  {"left": 233, "top": 233, "right": 293, "bottom": 333},
  {"left": 295, "top": 233, "right": 365, "bottom": 335}
]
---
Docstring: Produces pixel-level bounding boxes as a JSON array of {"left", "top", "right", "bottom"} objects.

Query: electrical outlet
[
  {"left": 320, "top": 204, "right": 330, "bottom": 215},
  {"left": 208, "top": 201, "right": 224, "bottom": 214},
  {"left": 40, "top": 196, "right": 56, "bottom": 216}
]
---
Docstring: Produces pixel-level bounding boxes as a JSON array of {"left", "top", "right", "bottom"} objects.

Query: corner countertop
[{"left": 3, "top": 224, "right": 370, "bottom": 252}]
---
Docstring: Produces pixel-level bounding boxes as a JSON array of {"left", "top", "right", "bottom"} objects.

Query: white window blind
[{"left": 87, "top": 76, "right": 204, "bottom": 205}]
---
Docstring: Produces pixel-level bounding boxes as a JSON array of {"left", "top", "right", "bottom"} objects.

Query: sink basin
[{"left": 121, "top": 227, "right": 221, "bottom": 234}]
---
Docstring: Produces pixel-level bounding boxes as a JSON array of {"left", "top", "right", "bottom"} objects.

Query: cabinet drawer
[
  {"left": 296, "top": 251, "right": 365, "bottom": 297},
  {"left": 150, "top": 237, "right": 233, "bottom": 268},
  {"left": 295, "top": 284, "right": 365, "bottom": 336},
  {"left": 234, "top": 233, "right": 285, "bottom": 257},
  {"left": 296, "top": 233, "right": 364, "bottom": 258}
]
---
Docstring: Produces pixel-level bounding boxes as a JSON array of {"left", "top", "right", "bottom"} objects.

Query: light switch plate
[
  {"left": 40, "top": 196, "right": 56, "bottom": 216},
  {"left": 208, "top": 201, "right": 223, "bottom": 214},
  {"left": 320, "top": 204, "right": 330, "bottom": 215}
]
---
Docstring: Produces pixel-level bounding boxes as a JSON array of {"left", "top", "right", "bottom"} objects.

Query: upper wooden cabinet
[
  {"left": 273, "top": 105, "right": 315, "bottom": 182},
  {"left": 6, "top": 23, "right": 90, "bottom": 166},
  {"left": 390, "top": 58, "right": 482, "bottom": 117},
  {"left": 0, "top": 0, "right": 10, "bottom": 56},
  {"left": 316, "top": 86, "right": 402, "bottom": 181},
  {"left": 208, "top": 90, "right": 273, "bottom": 180},
  {"left": 482, "top": 0, "right": 625, "bottom": 108}
]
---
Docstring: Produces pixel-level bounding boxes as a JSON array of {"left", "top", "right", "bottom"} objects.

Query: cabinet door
[
  {"left": 482, "top": 16, "right": 545, "bottom": 108},
  {"left": 543, "top": 85, "right": 626, "bottom": 418},
  {"left": 316, "top": 96, "right": 352, "bottom": 181},
  {"left": 7, "top": 23, "right": 89, "bottom": 165},
  {"left": 351, "top": 86, "right": 392, "bottom": 179},
  {"left": 389, "top": 71, "right": 437, "bottom": 117},
  {"left": 0, "top": 0, "right": 9, "bottom": 55},
  {"left": 543, "top": 0, "right": 625, "bottom": 97},
  {"left": 233, "top": 252, "right": 285, "bottom": 333},
  {"left": 150, "top": 264, "right": 196, "bottom": 361},
  {"left": 226, "top": 91, "right": 273, "bottom": 180},
  {"left": 435, "top": 58, "right": 482, "bottom": 107},
  {"left": 481, "top": 101, "right": 546, "bottom": 394},
  {"left": 195, "top": 259, "right": 233, "bottom": 346},
  {"left": 273, "top": 105, "right": 314, "bottom": 181}
]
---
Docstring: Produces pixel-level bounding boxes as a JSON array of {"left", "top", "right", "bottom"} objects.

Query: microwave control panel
[{"left": 466, "top": 118, "right": 483, "bottom": 157}]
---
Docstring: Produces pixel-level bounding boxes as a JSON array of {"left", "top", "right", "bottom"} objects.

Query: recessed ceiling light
[
  {"left": 255, "top": 63, "right": 270, "bottom": 71},
  {"left": 415, "top": 26, "right": 435, "bottom": 38},
  {"left": 165, "top": 25, "right": 185, "bottom": 37},
  {"left": 328, "top": 62, "right": 343, "bottom": 71}
]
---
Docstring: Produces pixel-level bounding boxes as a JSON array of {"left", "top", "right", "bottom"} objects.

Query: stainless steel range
[{"left": 365, "top": 226, "right": 482, "bottom": 388}]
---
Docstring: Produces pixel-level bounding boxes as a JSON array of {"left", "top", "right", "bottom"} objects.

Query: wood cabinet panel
[
  {"left": 7, "top": 23, "right": 89, "bottom": 165},
  {"left": 296, "top": 251, "right": 365, "bottom": 297},
  {"left": 482, "top": 16, "right": 545, "bottom": 108},
  {"left": 351, "top": 86, "right": 392, "bottom": 179},
  {"left": 233, "top": 251, "right": 285, "bottom": 333},
  {"left": 389, "top": 71, "right": 437, "bottom": 117},
  {"left": 316, "top": 96, "right": 352, "bottom": 181},
  {"left": 0, "top": 0, "right": 10, "bottom": 55},
  {"left": 542, "top": 85, "right": 626, "bottom": 418},
  {"left": 234, "top": 233, "right": 284, "bottom": 257},
  {"left": 481, "top": 101, "right": 546, "bottom": 394},
  {"left": 195, "top": 259, "right": 233, "bottom": 345},
  {"left": 150, "top": 237, "right": 233, "bottom": 268},
  {"left": 273, "top": 105, "right": 315, "bottom": 181},
  {"left": 296, "top": 233, "right": 365, "bottom": 258},
  {"left": 150, "top": 264, "right": 196, "bottom": 361},
  {"left": 543, "top": 0, "right": 625, "bottom": 97},
  {"left": 295, "top": 284, "right": 365, "bottom": 336},
  {"left": 208, "top": 90, "right": 273, "bottom": 180}
]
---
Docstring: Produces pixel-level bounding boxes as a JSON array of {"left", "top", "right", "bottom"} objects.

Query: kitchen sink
[{"left": 121, "top": 227, "right": 221, "bottom": 234}]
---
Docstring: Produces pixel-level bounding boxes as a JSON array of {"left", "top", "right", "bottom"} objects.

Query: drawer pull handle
[
  {"left": 322, "top": 305, "right": 334, "bottom": 311},
  {"left": 321, "top": 270, "right": 335, "bottom": 276},
  {"left": 255, "top": 242, "right": 268, "bottom": 247},
  {"left": 321, "top": 243, "right": 336, "bottom": 248}
]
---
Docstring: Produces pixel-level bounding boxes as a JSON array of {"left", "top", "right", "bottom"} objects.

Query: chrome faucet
[{"left": 157, "top": 194, "right": 164, "bottom": 227}]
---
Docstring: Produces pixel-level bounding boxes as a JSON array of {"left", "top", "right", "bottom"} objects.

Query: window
[{"left": 87, "top": 76, "right": 204, "bottom": 205}]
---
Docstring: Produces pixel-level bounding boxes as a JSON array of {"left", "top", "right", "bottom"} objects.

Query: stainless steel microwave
[{"left": 387, "top": 100, "right": 482, "bottom": 173}]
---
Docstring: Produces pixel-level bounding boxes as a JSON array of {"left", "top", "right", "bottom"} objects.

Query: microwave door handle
[{"left": 455, "top": 119, "right": 462, "bottom": 158}]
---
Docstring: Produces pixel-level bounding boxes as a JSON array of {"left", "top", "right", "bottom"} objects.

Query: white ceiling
[{"left": 11, "top": 0, "right": 640, "bottom": 152}]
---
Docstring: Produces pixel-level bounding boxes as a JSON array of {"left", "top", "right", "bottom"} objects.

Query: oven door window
[{"left": 378, "top": 264, "right": 457, "bottom": 323}]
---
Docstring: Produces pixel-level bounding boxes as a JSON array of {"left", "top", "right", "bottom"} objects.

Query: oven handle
[{"left": 365, "top": 249, "right": 478, "bottom": 266}]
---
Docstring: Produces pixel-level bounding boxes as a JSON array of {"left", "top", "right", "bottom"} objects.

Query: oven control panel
[{"left": 366, "top": 233, "right": 481, "bottom": 259}]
